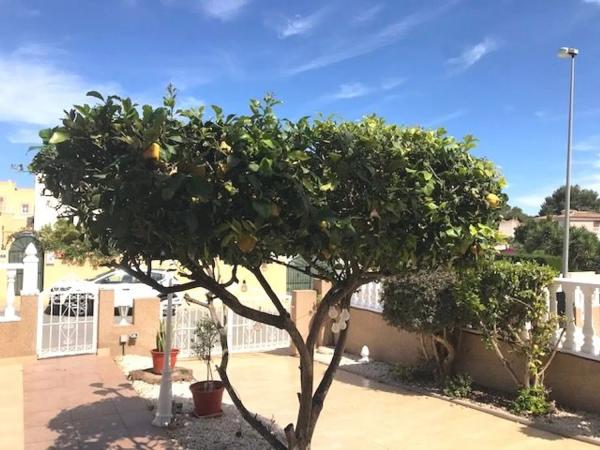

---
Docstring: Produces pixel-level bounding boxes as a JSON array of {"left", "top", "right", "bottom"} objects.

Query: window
[
  {"left": 0, "top": 197, "right": 4, "bottom": 212},
  {"left": 21, "top": 204, "right": 29, "bottom": 214}
]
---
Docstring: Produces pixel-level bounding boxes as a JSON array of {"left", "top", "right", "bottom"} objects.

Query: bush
[
  {"left": 455, "top": 260, "right": 560, "bottom": 392},
  {"left": 382, "top": 269, "right": 474, "bottom": 381},
  {"left": 511, "top": 386, "right": 554, "bottom": 416},
  {"left": 496, "top": 252, "right": 561, "bottom": 272},
  {"left": 443, "top": 374, "right": 473, "bottom": 398},
  {"left": 390, "top": 363, "right": 436, "bottom": 383}
]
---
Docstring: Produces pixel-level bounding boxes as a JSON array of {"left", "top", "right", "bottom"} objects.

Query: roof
[{"left": 548, "top": 210, "right": 600, "bottom": 221}]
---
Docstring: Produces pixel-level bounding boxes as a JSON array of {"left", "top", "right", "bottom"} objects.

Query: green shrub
[
  {"left": 496, "top": 252, "right": 561, "bottom": 272},
  {"left": 390, "top": 363, "right": 436, "bottom": 383},
  {"left": 510, "top": 386, "right": 554, "bottom": 416},
  {"left": 443, "top": 374, "right": 473, "bottom": 398},
  {"left": 455, "top": 260, "right": 560, "bottom": 392},
  {"left": 382, "top": 270, "right": 475, "bottom": 382}
]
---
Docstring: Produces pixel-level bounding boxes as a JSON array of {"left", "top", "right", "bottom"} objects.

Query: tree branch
[
  {"left": 120, "top": 263, "right": 285, "bottom": 329},
  {"left": 480, "top": 320, "right": 522, "bottom": 387},
  {"left": 206, "top": 300, "right": 287, "bottom": 450},
  {"left": 309, "top": 293, "right": 352, "bottom": 439}
]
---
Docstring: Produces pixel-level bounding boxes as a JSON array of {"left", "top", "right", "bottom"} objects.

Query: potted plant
[
  {"left": 151, "top": 320, "right": 180, "bottom": 374},
  {"left": 189, "top": 318, "right": 224, "bottom": 417}
]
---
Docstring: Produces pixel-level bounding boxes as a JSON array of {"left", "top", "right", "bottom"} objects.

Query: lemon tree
[{"left": 30, "top": 87, "right": 505, "bottom": 450}]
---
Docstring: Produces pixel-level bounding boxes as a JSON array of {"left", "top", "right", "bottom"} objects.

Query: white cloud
[
  {"left": 380, "top": 77, "right": 405, "bottom": 90},
  {"left": 285, "top": 2, "right": 455, "bottom": 75},
  {"left": 352, "top": 4, "right": 383, "bottom": 24},
  {"left": 7, "top": 128, "right": 42, "bottom": 144},
  {"left": 275, "top": 9, "right": 328, "bottom": 38},
  {"left": 447, "top": 37, "right": 498, "bottom": 73},
  {"left": 324, "top": 77, "right": 405, "bottom": 102},
  {"left": 0, "top": 48, "right": 118, "bottom": 126},
  {"left": 583, "top": 0, "right": 600, "bottom": 5},
  {"left": 574, "top": 135, "right": 600, "bottom": 152},
  {"left": 331, "top": 82, "right": 371, "bottom": 100},
  {"left": 425, "top": 109, "right": 466, "bottom": 127},
  {"left": 198, "top": 0, "right": 249, "bottom": 21}
]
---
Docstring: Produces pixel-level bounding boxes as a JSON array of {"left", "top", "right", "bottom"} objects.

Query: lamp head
[{"left": 558, "top": 47, "right": 579, "bottom": 58}]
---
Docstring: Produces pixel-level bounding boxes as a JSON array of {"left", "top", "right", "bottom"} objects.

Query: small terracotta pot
[
  {"left": 151, "top": 348, "right": 179, "bottom": 374},
  {"left": 190, "top": 380, "right": 225, "bottom": 416}
]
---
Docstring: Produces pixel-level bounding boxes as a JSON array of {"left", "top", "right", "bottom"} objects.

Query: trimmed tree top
[{"left": 30, "top": 88, "right": 506, "bottom": 281}]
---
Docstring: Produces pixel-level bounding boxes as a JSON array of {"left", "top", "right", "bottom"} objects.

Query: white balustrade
[
  {"left": 580, "top": 285, "right": 596, "bottom": 354},
  {"left": 561, "top": 282, "right": 577, "bottom": 351},
  {"left": 21, "top": 243, "right": 39, "bottom": 295},
  {"left": 350, "top": 282, "right": 383, "bottom": 313},
  {"left": 1, "top": 267, "right": 20, "bottom": 322},
  {"left": 551, "top": 277, "right": 600, "bottom": 359}
]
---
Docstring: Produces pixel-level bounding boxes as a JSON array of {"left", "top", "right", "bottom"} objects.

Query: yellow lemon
[
  {"left": 485, "top": 193, "right": 500, "bottom": 208},
  {"left": 220, "top": 141, "right": 232, "bottom": 152},
  {"left": 238, "top": 233, "right": 258, "bottom": 253},
  {"left": 143, "top": 142, "right": 160, "bottom": 161}
]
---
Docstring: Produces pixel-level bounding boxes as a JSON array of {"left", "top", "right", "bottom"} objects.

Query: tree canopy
[
  {"left": 30, "top": 88, "right": 506, "bottom": 450},
  {"left": 513, "top": 217, "right": 600, "bottom": 271},
  {"left": 539, "top": 185, "right": 600, "bottom": 216}
]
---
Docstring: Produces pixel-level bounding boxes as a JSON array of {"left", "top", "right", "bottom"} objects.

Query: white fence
[
  {"left": 549, "top": 277, "right": 600, "bottom": 360},
  {"left": 351, "top": 282, "right": 383, "bottom": 313},
  {"left": 350, "top": 277, "right": 600, "bottom": 362},
  {"left": 0, "top": 243, "right": 40, "bottom": 322},
  {"left": 173, "top": 297, "right": 291, "bottom": 358}
]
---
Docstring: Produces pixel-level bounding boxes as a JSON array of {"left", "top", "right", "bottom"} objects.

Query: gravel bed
[
  {"left": 314, "top": 348, "right": 600, "bottom": 443},
  {"left": 115, "top": 355, "right": 278, "bottom": 450}
]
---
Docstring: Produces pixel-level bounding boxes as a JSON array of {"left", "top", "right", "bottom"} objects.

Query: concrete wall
[
  {"left": 345, "top": 307, "right": 421, "bottom": 365},
  {"left": 347, "top": 306, "right": 600, "bottom": 413},
  {"left": 97, "top": 290, "right": 161, "bottom": 357},
  {"left": 0, "top": 295, "right": 37, "bottom": 358}
]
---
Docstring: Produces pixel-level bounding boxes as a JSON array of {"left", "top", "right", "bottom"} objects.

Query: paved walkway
[
  {"left": 2, "top": 351, "right": 597, "bottom": 449},
  {"left": 22, "top": 354, "right": 172, "bottom": 450},
  {"left": 184, "top": 352, "right": 599, "bottom": 450}
]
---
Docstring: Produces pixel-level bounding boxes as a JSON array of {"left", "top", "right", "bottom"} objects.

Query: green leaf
[
  {"left": 86, "top": 91, "right": 104, "bottom": 101},
  {"left": 319, "top": 183, "right": 334, "bottom": 192},
  {"left": 289, "top": 150, "right": 310, "bottom": 161},
  {"left": 49, "top": 130, "right": 70, "bottom": 144},
  {"left": 248, "top": 162, "right": 260, "bottom": 172},
  {"left": 252, "top": 200, "right": 272, "bottom": 219},
  {"left": 260, "top": 138, "right": 275, "bottom": 149}
]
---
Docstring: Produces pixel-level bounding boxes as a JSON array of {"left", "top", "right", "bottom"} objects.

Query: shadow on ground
[{"left": 45, "top": 382, "right": 170, "bottom": 450}]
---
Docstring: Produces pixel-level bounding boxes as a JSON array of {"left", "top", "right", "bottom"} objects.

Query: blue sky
[{"left": 1, "top": 0, "right": 600, "bottom": 214}]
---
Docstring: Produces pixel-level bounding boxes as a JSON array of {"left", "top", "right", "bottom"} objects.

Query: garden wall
[
  {"left": 0, "top": 295, "right": 38, "bottom": 358},
  {"left": 97, "top": 289, "right": 161, "bottom": 357},
  {"left": 347, "top": 305, "right": 600, "bottom": 413}
]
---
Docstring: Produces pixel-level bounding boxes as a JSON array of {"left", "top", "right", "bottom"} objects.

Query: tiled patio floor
[
  {"left": 22, "top": 354, "right": 173, "bottom": 450},
  {"left": 6, "top": 351, "right": 599, "bottom": 449},
  {"left": 184, "top": 352, "right": 599, "bottom": 450}
]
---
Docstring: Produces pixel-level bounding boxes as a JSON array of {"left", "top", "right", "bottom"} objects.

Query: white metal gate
[
  {"left": 174, "top": 298, "right": 291, "bottom": 358},
  {"left": 36, "top": 286, "right": 99, "bottom": 358}
]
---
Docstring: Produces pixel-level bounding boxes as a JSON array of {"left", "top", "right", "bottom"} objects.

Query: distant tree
[
  {"left": 37, "top": 219, "right": 110, "bottom": 267},
  {"left": 513, "top": 218, "right": 600, "bottom": 271},
  {"left": 539, "top": 185, "right": 600, "bottom": 216},
  {"left": 500, "top": 204, "right": 528, "bottom": 221}
]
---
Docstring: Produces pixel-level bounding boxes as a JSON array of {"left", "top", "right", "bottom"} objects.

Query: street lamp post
[{"left": 558, "top": 46, "right": 579, "bottom": 278}]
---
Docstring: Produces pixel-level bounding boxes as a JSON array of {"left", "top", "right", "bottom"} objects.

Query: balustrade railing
[{"left": 350, "top": 282, "right": 383, "bottom": 313}]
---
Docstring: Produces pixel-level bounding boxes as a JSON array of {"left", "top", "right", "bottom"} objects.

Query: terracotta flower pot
[
  {"left": 151, "top": 348, "right": 179, "bottom": 374},
  {"left": 190, "top": 380, "right": 225, "bottom": 417}
]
